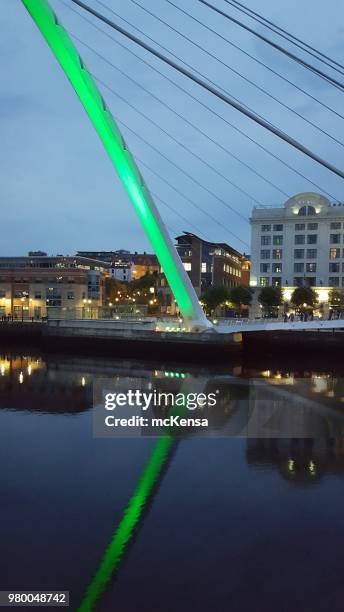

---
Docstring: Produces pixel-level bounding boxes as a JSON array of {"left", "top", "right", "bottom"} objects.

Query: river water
[{"left": 1, "top": 351, "right": 344, "bottom": 611}]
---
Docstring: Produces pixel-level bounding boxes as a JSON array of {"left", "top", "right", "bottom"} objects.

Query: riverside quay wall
[
  {"left": 2, "top": 320, "right": 344, "bottom": 362},
  {"left": 0, "top": 320, "right": 242, "bottom": 362}
]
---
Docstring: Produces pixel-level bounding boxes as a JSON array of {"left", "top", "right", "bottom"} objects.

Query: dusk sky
[{"left": 2, "top": 0, "right": 344, "bottom": 256}]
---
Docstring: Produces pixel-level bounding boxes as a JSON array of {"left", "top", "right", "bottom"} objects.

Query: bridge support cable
[
  {"left": 124, "top": 0, "right": 344, "bottom": 148},
  {"left": 71, "top": 33, "right": 265, "bottom": 207},
  {"left": 61, "top": 0, "right": 340, "bottom": 200},
  {"left": 225, "top": 0, "right": 344, "bottom": 75},
  {"left": 69, "top": 0, "right": 344, "bottom": 181},
  {"left": 61, "top": 4, "right": 291, "bottom": 199},
  {"left": 197, "top": 0, "right": 344, "bottom": 93},
  {"left": 164, "top": 0, "right": 344, "bottom": 122}
]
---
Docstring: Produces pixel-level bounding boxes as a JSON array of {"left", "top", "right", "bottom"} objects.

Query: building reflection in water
[{"left": 246, "top": 438, "right": 344, "bottom": 485}]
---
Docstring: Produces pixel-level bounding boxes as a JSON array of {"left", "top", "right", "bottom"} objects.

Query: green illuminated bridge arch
[{"left": 21, "top": 0, "right": 210, "bottom": 329}]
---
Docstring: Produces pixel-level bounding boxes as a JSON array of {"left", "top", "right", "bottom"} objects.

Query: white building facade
[
  {"left": 110, "top": 263, "right": 133, "bottom": 283},
  {"left": 250, "top": 193, "right": 344, "bottom": 291}
]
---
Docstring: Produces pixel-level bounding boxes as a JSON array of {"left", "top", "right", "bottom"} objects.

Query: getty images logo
[{"left": 104, "top": 389, "right": 219, "bottom": 411}]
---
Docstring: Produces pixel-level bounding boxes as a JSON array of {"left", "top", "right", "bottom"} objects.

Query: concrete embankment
[
  {"left": 0, "top": 321, "right": 242, "bottom": 362},
  {"left": 2, "top": 320, "right": 344, "bottom": 363},
  {"left": 243, "top": 329, "right": 344, "bottom": 356}
]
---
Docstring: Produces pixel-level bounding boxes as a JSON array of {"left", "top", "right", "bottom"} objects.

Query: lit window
[
  {"left": 330, "top": 248, "right": 340, "bottom": 259},
  {"left": 272, "top": 249, "right": 282, "bottom": 259},
  {"left": 184, "top": 262, "right": 191, "bottom": 272},
  {"left": 273, "top": 235, "right": 283, "bottom": 245},
  {"left": 306, "top": 263, "right": 316, "bottom": 273},
  {"left": 201, "top": 262, "right": 207, "bottom": 273},
  {"left": 259, "top": 277, "right": 269, "bottom": 287}
]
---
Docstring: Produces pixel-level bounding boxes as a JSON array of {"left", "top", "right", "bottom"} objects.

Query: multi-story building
[
  {"left": 251, "top": 193, "right": 344, "bottom": 290},
  {"left": 0, "top": 255, "right": 109, "bottom": 319},
  {"left": 175, "top": 232, "right": 244, "bottom": 295},
  {"left": 77, "top": 250, "right": 160, "bottom": 282},
  {"left": 76, "top": 250, "right": 127, "bottom": 264},
  {"left": 130, "top": 253, "right": 160, "bottom": 280},
  {"left": 109, "top": 262, "right": 133, "bottom": 283},
  {"left": 250, "top": 192, "right": 344, "bottom": 316}
]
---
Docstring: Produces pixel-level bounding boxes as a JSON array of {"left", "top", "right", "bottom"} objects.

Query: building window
[
  {"left": 272, "top": 249, "right": 282, "bottom": 259},
  {"left": 273, "top": 235, "right": 283, "bottom": 245},
  {"left": 329, "top": 248, "right": 340, "bottom": 259},
  {"left": 272, "top": 277, "right": 281, "bottom": 287},
  {"left": 329, "top": 262, "right": 340, "bottom": 273},
  {"left": 272, "top": 263, "right": 282, "bottom": 273},
  {"left": 295, "top": 223, "right": 305, "bottom": 230},
  {"left": 0, "top": 290, "right": 5, "bottom": 298},
  {"left": 201, "top": 262, "right": 207, "bottom": 273},
  {"left": 259, "top": 277, "right": 269, "bottom": 287},
  {"left": 329, "top": 277, "right": 340, "bottom": 287},
  {"left": 307, "top": 277, "right": 316, "bottom": 287},
  {"left": 260, "top": 263, "right": 270, "bottom": 273},
  {"left": 306, "top": 263, "right": 316, "bottom": 273},
  {"left": 67, "top": 292, "right": 74, "bottom": 300},
  {"left": 295, "top": 235, "right": 305, "bottom": 245},
  {"left": 34, "top": 292, "right": 42, "bottom": 299},
  {"left": 307, "top": 223, "right": 318, "bottom": 230},
  {"left": 273, "top": 224, "right": 283, "bottom": 231},
  {"left": 307, "top": 234, "right": 317, "bottom": 244},
  {"left": 261, "top": 224, "right": 271, "bottom": 232},
  {"left": 183, "top": 262, "right": 192, "bottom": 271},
  {"left": 260, "top": 250, "right": 270, "bottom": 259},
  {"left": 261, "top": 236, "right": 271, "bottom": 245},
  {"left": 307, "top": 249, "right": 317, "bottom": 259},
  {"left": 294, "top": 277, "right": 303, "bottom": 287},
  {"left": 294, "top": 249, "right": 304, "bottom": 259},
  {"left": 330, "top": 234, "right": 341, "bottom": 244},
  {"left": 331, "top": 222, "right": 341, "bottom": 229},
  {"left": 294, "top": 263, "right": 304, "bottom": 273},
  {"left": 298, "top": 205, "right": 316, "bottom": 216}
]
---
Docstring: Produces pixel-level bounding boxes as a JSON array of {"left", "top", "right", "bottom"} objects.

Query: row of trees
[
  {"left": 106, "top": 274, "right": 344, "bottom": 318},
  {"left": 201, "top": 284, "right": 344, "bottom": 317},
  {"left": 201, "top": 285, "right": 253, "bottom": 316}
]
